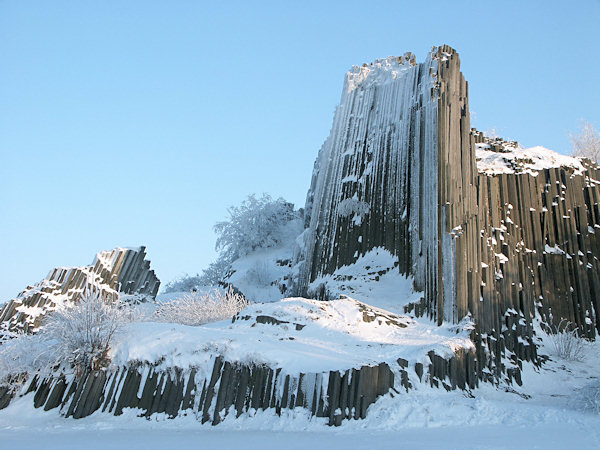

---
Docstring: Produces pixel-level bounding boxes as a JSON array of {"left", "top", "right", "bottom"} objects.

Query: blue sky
[{"left": 1, "top": 0, "right": 599, "bottom": 300}]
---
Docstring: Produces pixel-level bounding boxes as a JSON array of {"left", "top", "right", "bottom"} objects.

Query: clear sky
[{"left": 1, "top": 0, "right": 599, "bottom": 301}]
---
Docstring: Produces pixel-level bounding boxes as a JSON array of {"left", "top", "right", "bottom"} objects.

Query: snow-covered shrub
[
  {"left": 43, "top": 290, "right": 125, "bottom": 371},
  {"left": 571, "top": 120, "right": 600, "bottom": 163},
  {"left": 156, "top": 288, "right": 248, "bottom": 326},
  {"left": 162, "top": 258, "right": 234, "bottom": 294},
  {"left": 0, "top": 332, "right": 53, "bottom": 385},
  {"left": 174, "top": 194, "right": 301, "bottom": 292},
  {"left": 214, "top": 194, "right": 300, "bottom": 261},
  {"left": 571, "top": 380, "right": 600, "bottom": 414},
  {"left": 0, "top": 290, "right": 127, "bottom": 383},
  {"left": 543, "top": 320, "right": 587, "bottom": 361}
]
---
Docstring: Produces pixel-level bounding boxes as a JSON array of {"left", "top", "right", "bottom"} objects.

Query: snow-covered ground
[
  {"left": 309, "top": 247, "right": 422, "bottom": 314},
  {"left": 109, "top": 296, "right": 472, "bottom": 374}
]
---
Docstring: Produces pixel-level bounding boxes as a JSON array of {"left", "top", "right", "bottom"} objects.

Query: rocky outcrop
[
  {"left": 0, "top": 246, "right": 160, "bottom": 333},
  {"left": 0, "top": 295, "right": 481, "bottom": 424},
  {"left": 295, "top": 45, "right": 600, "bottom": 380},
  {"left": 16, "top": 360, "right": 393, "bottom": 424},
  {"left": 9, "top": 345, "right": 482, "bottom": 425},
  {"left": 297, "top": 46, "right": 476, "bottom": 314}
]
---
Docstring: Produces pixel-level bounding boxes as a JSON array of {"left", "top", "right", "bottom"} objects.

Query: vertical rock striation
[
  {"left": 0, "top": 246, "right": 160, "bottom": 333},
  {"left": 298, "top": 46, "right": 475, "bottom": 323},
  {"left": 10, "top": 351, "right": 481, "bottom": 424},
  {"left": 296, "top": 45, "right": 600, "bottom": 377}
]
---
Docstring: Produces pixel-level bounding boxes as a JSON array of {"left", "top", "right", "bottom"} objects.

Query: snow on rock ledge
[{"left": 476, "top": 143, "right": 588, "bottom": 176}]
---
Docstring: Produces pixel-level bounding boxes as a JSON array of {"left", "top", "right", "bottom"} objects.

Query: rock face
[
  {"left": 16, "top": 360, "right": 395, "bottom": 425},
  {"left": 8, "top": 349, "right": 480, "bottom": 424},
  {"left": 297, "top": 46, "right": 475, "bottom": 314},
  {"left": 296, "top": 45, "right": 600, "bottom": 377},
  {"left": 0, "top": 246, "right": 160, "bottom": 333}
]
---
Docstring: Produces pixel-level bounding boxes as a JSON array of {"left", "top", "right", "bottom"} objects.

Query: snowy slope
[
  {"left": 226, "top": 219, "right": 302, "bottom": 302},
  {"left": 308, "top": 247, "right": 422, "bottom": 314},
  {"left": 227, "top": 246, "right": 292, "bottom": 302},
  {"left": 110, "top": 296, "right": 472, "bottom": 374}
]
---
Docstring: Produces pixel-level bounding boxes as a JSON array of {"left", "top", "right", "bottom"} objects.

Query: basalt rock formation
[
  {"left": 13, "top": 350, "right": 479, "bottom": 425},
  {"left": 0, "top": 246, "right": 160, "bottom": 333},
  {"left": 295, "top": 45, "right": 600, "bottom": 379},
  {"left": 14, "top": 359, "right": 395, "bottom": 425},
  {"left": 0, "top": 301, "right": 477, "bottom": 423},
  {"left": 2, "top": 45, "right": 598, "bottom": 425}
]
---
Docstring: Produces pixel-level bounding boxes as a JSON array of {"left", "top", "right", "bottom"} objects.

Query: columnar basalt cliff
[
  {"left": 0, "top": 246, "right": 160, "bottom": 333},
  {"left": 296, "top": 45, "right": 600, "bottom": 376},
  {"left": 7, "top": 359, "right": 395, "bottom": 425},
  {"left": 297, "top": 46, "right": 476, "bottom": 319},
  {"left": 3, "top": 350, "right": 476, "bottom": 424},
  {"left": 2, "top": 46, "right": 598, "bottom": 426},
  {"left": 467, "top": 138, "right": 600, "bottom": 354}
]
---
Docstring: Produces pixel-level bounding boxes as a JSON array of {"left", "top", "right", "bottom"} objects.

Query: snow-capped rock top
[
  {"left": 345, "top": 52, "right": 417, "bottom": 93},
  {"left": 476, "top": 143, "right": 588, "bottom": 176}
]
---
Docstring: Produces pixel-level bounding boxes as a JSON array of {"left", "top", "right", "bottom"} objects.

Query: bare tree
[
  {"left": 44, "top": 289, "right": 125, "bottom": 372},
  {"left": 571, "top": 120, "right": 600, "bottom": 163}
]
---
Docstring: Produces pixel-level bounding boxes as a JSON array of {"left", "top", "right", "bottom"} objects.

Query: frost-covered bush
[
  {"left": 571, "top": 380, "right": 600, "bottom": 414},
  {"left": 163, "top": 258, "right": 235, "bottom": 294},
  {"left": 0, "top": 290, "right": 126, "bottom": 381},
  {"left": 43, "top": 290, "right": 125, "bottom": 371},
  {"left": 171, "top": 194, "right": 301, "bottom": 290},
  {"left": 156, "top": 288, "right": 248, "bottom": 326},
  {"left": 214, "top": 194, "right": 300, "bottom": 261},
  {"left": 571, "top": 120, "right": 600, "bottom": 163},
  {"left": 198, "top": 257, "right": 233, "bottom": 286},
  {"left": 543, "top": 320, "right": 587, "bottom": 361},
  {"left": 0, "top": 332, "right": 53, "bottom": 385}
]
